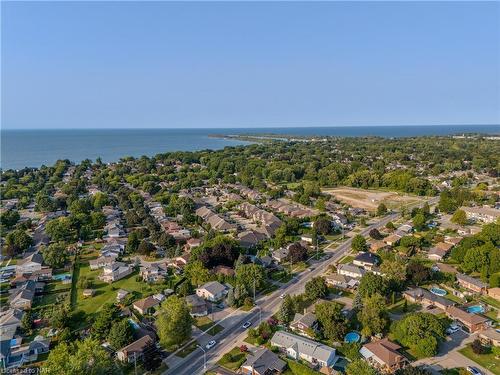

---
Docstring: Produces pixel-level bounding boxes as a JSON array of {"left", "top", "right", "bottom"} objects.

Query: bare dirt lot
[{"left": 322, "top": 187, "right": 426, "bottom": 211}]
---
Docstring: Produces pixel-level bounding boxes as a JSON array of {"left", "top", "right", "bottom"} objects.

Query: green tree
[
  {"left": 4, "top": 229, "right": 33, "bottom": 255},
  {"left": 391, "top": 312, "right": 445, "bottom": 358},
  {"left": 377, "top": 203, "right": 388, "bottom": 216},
  {"left": 359, "top": 293, "right": 388, "bottom": 337},
  {"left": 315, "top": 301, "right": 347, "bottom": 342},
  {"left": 156, "top": 295, "right": 193, "bottom": 349},
  {"left": 412, "top": 213, "right": 426, "bottom": 231},
  {"left": 346, "top": 359, "right": 377, "bottom": 375},
  {"left": 143, "top": 339, "right": 163, "bottom": 371},
  {"left": 107, "top": 319, "right": 134, "bottom": 350},
  {"left": 46, "top": 217, "right": 74, "bottom": 242},
  {"left": 279, "top": 295, "right": 295, "bottom": 324},
  {"left": 92, "top": 304, "right": 119, "bottom": 340},
  {"left": 451, "top": 209, "right": 467, "bottom": 225},
  {"left": 352, "top": 234, "right": 367, "bottom": 252},
  {"left": 305, "top": 277, "right": 328, "bottom": 300},
  {"left": 184, "top": 260, "right": 211, "bottom": 286},
  {"left": 41, "top": 242, "right": 68, "bottom": 268},
  {"left": 235, "top": 263, "right": 266, "bottom": 294},
  {"left": 358, "top": 273, "right": 388, "bottom": 298}
]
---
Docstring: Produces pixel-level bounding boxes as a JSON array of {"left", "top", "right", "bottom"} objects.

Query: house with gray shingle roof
[{"left": 270, "top": 331, "right": 337, "bottom": 367}]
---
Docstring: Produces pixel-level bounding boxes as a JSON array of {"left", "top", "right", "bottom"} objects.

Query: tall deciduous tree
[
  {"left": 359, "top": 293, "right": 388, "bottom": 337},
  {"left": 156, "top": 295, "right": 193, "bottom": 349}
]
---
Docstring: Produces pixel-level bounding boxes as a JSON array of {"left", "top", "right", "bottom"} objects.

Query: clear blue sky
[{"left": 2, "top": 1, "right": 499, "bottom": 129}]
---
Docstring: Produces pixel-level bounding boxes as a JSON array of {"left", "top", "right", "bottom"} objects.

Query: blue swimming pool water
[
  {"left": 466, "top": 305, "right": 484, "bottom": 314},
  {"left": 430, "top": 287, "right": 447, "bottom": 296},
  {"left": 344, "top": 332, "right": 361, "bottom": 343},
  {"left": 129, "top": 319, "right": 140, "bottom": 330},
  {"left": 52, "top": 273, "right": 71, "bottom": 281}
]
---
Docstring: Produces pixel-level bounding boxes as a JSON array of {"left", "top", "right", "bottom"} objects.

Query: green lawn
[
  {"left": 217, "top": 347, "right": 247, "bottom": 371},
  {"left": 458, "top": 344, "right": 500, "bottom": 375},
  {"left": 175, "top": 340, "right": 198, "bottom": 358},
  {"left": 339, "top": 255, "right": 354, "bottom": 264},
  {"left": 283, "top": 359, "right": 322, "bottom": 375},
  {"left": 482, "top": 295, "right": 500, "bottom": 310},
  {"left": 194, "top": 316, "right": 224, "bottom": 336},
  {"left": 75, "top": 263, "right": 163, "bottom": 317},
  {"left": 269, "top": 270, "right": 293, "bottom": 283},
  {"left": 388, "top": 300, "right": 420, "bottom": 314}
]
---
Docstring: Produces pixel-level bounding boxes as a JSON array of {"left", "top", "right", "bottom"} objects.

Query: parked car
[
  {"left": 242, "top": 321, "right": 252, "bottom": 329},
  {"left": 467, "top": 366, "right": 483, "bottom": 375},
  {"left": 205, "top": 340, "right": 216, "bottom": 350},
  {"left": 446, "top": 324, "right": 460, "bottom": 334}
]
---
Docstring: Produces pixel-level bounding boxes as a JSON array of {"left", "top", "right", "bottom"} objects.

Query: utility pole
[{"left": 198, "top": 345, "right": 207, "bottom": 370}]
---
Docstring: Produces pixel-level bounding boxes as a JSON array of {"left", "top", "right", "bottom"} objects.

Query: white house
[{"left": 195, "top": 281, "right": 227, "bottom": 302}]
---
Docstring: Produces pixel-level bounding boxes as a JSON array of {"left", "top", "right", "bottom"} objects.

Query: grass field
[
  {"left": 217, "top": 347, "right": 247, "bottom": 371},
  {"left": 194, "top": 316, "right": 224, "bottom": 336},
  {"left": 323, "top": 187, "right": 425, "bottom": 212},
  {"left": 459, "top": 344, "right": 500, "bottom": 375},
  {"left": 283, "top": 359, "right": 322, "bottom": 375},
  {"left": 74, "top": 263, "right": 164, "bottom": 317},
  {"left": 175, "top": 340, "right": 198, "bottom": 358}
]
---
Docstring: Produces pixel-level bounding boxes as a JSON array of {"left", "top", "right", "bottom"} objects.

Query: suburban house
[
  {"left": 270, "top": 331, "right": 337, "bottom": 368},
  {"left": 0, "top": 309, "right": 24, "bottom": 340},
  {"left": 117, "top": 335, "right": 154, "bottom": 362},
  {"left": 360, "top": 338, "right": 409, "bottom": 373},
  {"left": 16, "top": 253, "right": 43, "bottom": 275},
  {"left": 140, "top": 263, "right": 168, "bottom": 283},
  {"left": 428, "top": 242, "right": 454, "bottom": 261},
  {"left": 184, "top": 238, "right": 202, "bottom": 252},
  {"left": 431, "top": 263, "right": 458, "bottom": 275},
  {"left": 185, "top": 294, "right": 208, "bottom": 317},
  {"left": 116, "top": 289, "right": 130, "bottom": 303},
  {"left": 445, "top": 306, "right": 490, "bottom": 333},
  {"left": 478, "top": 328, "right": 500, "bottom": 347},
  {"left": 488, "top": 287, "right": 500, "bottom": 301},
  {"left": 383, "top": 234, "right": 401, "bottom": 246},
  {"left": 133, "top": 296, "right": 160, "bottom": 315},
  {"left": 196, "top": 281, "right": 227, "bottom": 302},
  {"left": 0, "top": 336, "right": 50, "bottom": 370},
  {"left": 403, "top": 288, "right": 454, "bottom": 311},
  {"left": 10, "top": 268, "right": 53, "bottom": 287},
  {"left": 89, "top": 255, "right": 118, "bottom": 270},
  {"left": 337, "top": 264, "right": 366, "bottom": 279},
  {"left": 213, "top": 265, "right": 235, "bottom": 277},
  {"left": 8, "top": 282, "right": 37, "bottom": 310},
  {"left": 325, "top": 274, "right": 359, "bottom": 291},
  {"left": 240, "top": 347, "right": 287, "bottom": 375},
  {"left": 238, "top": 230, "right": 267, "bottom": 249},
  {"left": 370, "top": 241, "right": 388, "bottom": 253},
  {"left": 290, "top": 312, "right": 318, "bottom": 338},
  {"left": 456, "top": 273, "right": 488, "bottom": 295},
  {"left": 99, "top": 262, "right": 133, "bottom": 283},
  {"left": 272, "top": 247, "right": 290, "bottom": 263},
  {"left": 353, "top": 252, "right": 380, "bottom": 270},
  {"left": 444, "top": 236, "right": 463, "bottom": 246},
  {"left": 462, "top": 206, "right": 500, "bottom": 223}
]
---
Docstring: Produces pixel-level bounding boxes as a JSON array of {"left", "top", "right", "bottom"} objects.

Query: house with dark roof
[
  {"left": 360, "top": 338, "right": 409, "bottom": 373},
  {"left": 403, "top": 288, "right": 454, "bottom": 311},
  {"left": 185, "top": 294, "right": 208, "bottom": 317},
  {"left": 353, "top": 252, "right": 380, "bottom": 270},
  {"left": 8, "top": 281, "right": 39, "bottom": 310},
  {"left": 0, "top": 309, "right": 24, "bottom": 340},
  {"left": 117, "top": 335, "right": 154, "bottom": 362},
  {"left": 16, "top": 253, "right": 43, "bottom": 275},
  {"left": 241, "top": 347, "right": 287, "bottom": 375},
  {"left": 337, "top": 264, "right": 366, "bottom": 279},
  {"left": 290, "top": 312, "right": 318, "bottom": 338}
]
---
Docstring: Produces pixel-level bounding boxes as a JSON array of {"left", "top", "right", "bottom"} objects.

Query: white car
[
  {"left": 467, "top": 366, "right": 483, "bottom": 375},
  {"left": 280, "top": 293, "right": 287, "bottom": 299},
  {"left": 205, "top": 340, "right": 216, "bottom": 350},
  {"left": 446, "top": 325, "right": 460, "bottom": 334},
  {"left": 242, "top": 321, "right": 252, "bottom": 329}
]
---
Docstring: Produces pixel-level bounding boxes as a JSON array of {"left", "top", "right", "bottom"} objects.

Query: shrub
[{"left": 471, "top": 339, "right": 489, "bottom": 355}]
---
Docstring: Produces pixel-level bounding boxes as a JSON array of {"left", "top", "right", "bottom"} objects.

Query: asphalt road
[{"left": 165, "top": 211, "right": 402, "bottom": 375}]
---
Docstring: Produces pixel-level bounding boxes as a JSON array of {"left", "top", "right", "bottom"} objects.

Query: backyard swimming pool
[
  {"left": 344, "top": 332, "right": 361, "bottom": 343},
  {"left": 466, "top": 305, "right": 485, "bottom": 314},
  {"left": 430, "top": 287, "right": 447, "bottom": 296},
  {"left": 52, "top": 273, "right": 71, "bottom": 281}
]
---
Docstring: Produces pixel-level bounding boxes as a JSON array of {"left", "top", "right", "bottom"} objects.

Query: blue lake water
[{"left": 1, "top": 125, "right": 499, "bottom": 170}]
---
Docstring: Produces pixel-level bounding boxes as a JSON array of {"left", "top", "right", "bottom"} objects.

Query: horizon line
[{"left": 3, "top": 123, "right": 500, "bottom": 131}]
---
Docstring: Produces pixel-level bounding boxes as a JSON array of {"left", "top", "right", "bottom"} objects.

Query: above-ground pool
[
  {"left": 466, "top": 305, "right": 485, "bottom": 314},
  {"left": 52, "top": 273, "right": 71, "bottom": 281},
  {"left": 430, "top": 287, "right": 447, "bottom": 296},
  {"left": 344, "top": 332, "right": 361, "bottom": 343}
]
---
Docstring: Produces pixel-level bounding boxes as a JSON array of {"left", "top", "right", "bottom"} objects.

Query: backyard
[{"left": 459, "top": 344, "right": 500, "bottom": 375}]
